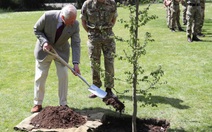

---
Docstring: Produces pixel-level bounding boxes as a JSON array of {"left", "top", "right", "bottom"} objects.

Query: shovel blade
[{"left": 88, "top": 84, "right": 107, "bottom": 98}]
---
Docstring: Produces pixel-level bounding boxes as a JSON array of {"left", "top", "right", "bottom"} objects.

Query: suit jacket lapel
[{"left": 55, "top": 24, "right": 73, "bottom": 46}]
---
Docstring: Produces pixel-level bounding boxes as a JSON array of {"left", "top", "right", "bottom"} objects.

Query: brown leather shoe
[{"left": 31, "top": 105, "right": 42, "bottom": 113}]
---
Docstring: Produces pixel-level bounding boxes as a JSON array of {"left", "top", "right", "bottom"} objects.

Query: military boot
[
  {"left": 187, "top": 35, "right": 192, "bottom": 42},
  {"left": 192, "top": 35, "right": 202, "bottom": 41},
  {"left": 197, "top": 33, "right": 205, "bottom": 37},
  {"left": 178, "top": 27, "right": 184, "bottom": 32}
]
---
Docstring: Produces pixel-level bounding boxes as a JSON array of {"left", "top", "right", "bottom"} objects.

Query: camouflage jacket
[{"left": 80, "top": 0, "right": 118, "bottom": 30}]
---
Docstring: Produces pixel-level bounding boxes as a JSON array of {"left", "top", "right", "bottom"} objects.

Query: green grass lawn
[{"left": 0, "top": 3, "right": 212, "bottom": 131}]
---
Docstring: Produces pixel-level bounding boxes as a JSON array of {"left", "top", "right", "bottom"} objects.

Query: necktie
[{"left": 55, "top": 22, "right": 65, "bottom": 42}]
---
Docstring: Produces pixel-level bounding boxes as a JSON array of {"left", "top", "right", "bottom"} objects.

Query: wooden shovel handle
[{"left": 44, "top": 48, "right": 91, "bottom": 87}]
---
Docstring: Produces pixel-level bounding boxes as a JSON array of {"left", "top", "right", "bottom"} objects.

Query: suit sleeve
[
  {"left": 71, "top": 21, "right": 81, "bottom": 64},
  {"left": 33, "top": 13, "right": 49, "bottom": 47}
]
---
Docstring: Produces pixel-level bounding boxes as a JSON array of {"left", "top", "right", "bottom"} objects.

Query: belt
[
  {"left": 87, "top": 25, "right": 113, "bottom": 30},
  {"left": 88, "top": 28, "right": 112, "bottom": 33},
  {"left": 188, "top": 3, "right": 200, "bottom": 6}
]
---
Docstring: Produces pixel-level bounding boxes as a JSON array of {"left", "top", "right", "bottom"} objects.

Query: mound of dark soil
[{"left": 30, "top": 106, "right": 86, "bottom": 129}]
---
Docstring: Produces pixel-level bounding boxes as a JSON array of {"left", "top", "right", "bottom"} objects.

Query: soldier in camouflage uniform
[
  {"left": 197, "top": 0, "right": 205, "bottom": 37},
  {"left": 169, "top": 0, "right": 184, "bottom": 32},
  {"left": 186, "top": 0, "right": 202, "bottom": 42},
  {"left": 80, "top": 0, "right": 118, "bottom": 98}
]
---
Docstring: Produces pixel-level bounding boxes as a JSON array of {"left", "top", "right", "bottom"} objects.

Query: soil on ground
[
  {"left": 30, "top": 106, "right": 170, "bottom": 132},
  {"left": 102, "top": 96, "right": 125, "bottom": 113},
  {"left": 98, "top": 114, "right": 170, "bottom": 132},
  {"left": 30, "top": 106, "right": 86, "bottom": 129}
]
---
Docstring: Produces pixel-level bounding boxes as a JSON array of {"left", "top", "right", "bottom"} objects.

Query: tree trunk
[
  {"left": 132, "top": 0, "right": 139, "bottom": 132},
  {"left": 132, "top": 66, "right": 137, "bottom": 132}
]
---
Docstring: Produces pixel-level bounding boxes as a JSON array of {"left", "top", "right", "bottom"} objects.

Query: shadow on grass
[
  {"left": 118, "top": 95, "right": 190, "bottom": 109},
  {"left": 202, "top": 18, "right": 212, "bottom": 38},
  {"left": 204, "top": 18, "right": 212, "bottom": 23},
  {"left": 168, "top": 125, "right": 212, "bottom": 132},
  {"left": 168, "top": 128, "right": 186, "bottom": 132},
  {"left": 201, "top": 39, "right": 212, "bottom": 42},
  {"left": 202, "top": 29, "right": 212, "bottom": 38}
]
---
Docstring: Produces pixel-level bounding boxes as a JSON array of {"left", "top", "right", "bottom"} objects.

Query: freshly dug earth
[
  {"left": 30, "top": 106, "right": 170, "bottom": 131},
  {"left": 102, "top": 96, "right": 125, "bottom": 113},
  {"left": 97, "top": 114, "right": 170, "bottom": 132},
  {"left": 30, "top": 106, "right": 86, "bottom": 129}
]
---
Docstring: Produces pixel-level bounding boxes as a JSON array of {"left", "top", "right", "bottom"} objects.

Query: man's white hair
[{"left": 61, "top": 4, "right": 77, "bottom": 19}]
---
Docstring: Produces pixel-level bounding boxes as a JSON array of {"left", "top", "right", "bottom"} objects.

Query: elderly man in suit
[{"left": 31, "top": 4, "right": 81, "bottom": 113}]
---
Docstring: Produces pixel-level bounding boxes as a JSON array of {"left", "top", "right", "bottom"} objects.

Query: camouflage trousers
[
  {"left": 87, "top": 38, "right": 116, "bottom": 89},
  {"left": 170, "top": 4, "right": 181, "bottom": 29},
  {"left": 166, "top": 6, "right": 171, "bottom": 27},
  {"left": 181, "top": 2, "right": 187, "bottom": 25},
  {"left": 186, "top": 5, "right": 201, "bottom": 36}
]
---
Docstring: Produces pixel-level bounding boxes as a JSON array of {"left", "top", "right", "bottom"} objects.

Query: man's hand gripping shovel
[{"left": 44, "top": 48, "right": 107, "bottom": 98}]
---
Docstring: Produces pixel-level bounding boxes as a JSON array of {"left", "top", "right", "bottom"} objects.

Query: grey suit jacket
[{"left": 34, "top": 10, "right": 81, "bottom": 63}]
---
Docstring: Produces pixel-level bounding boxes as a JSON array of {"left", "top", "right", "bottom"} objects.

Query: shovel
[{"left": 45, "top": 48, "right": 107, "bottom": 98}]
